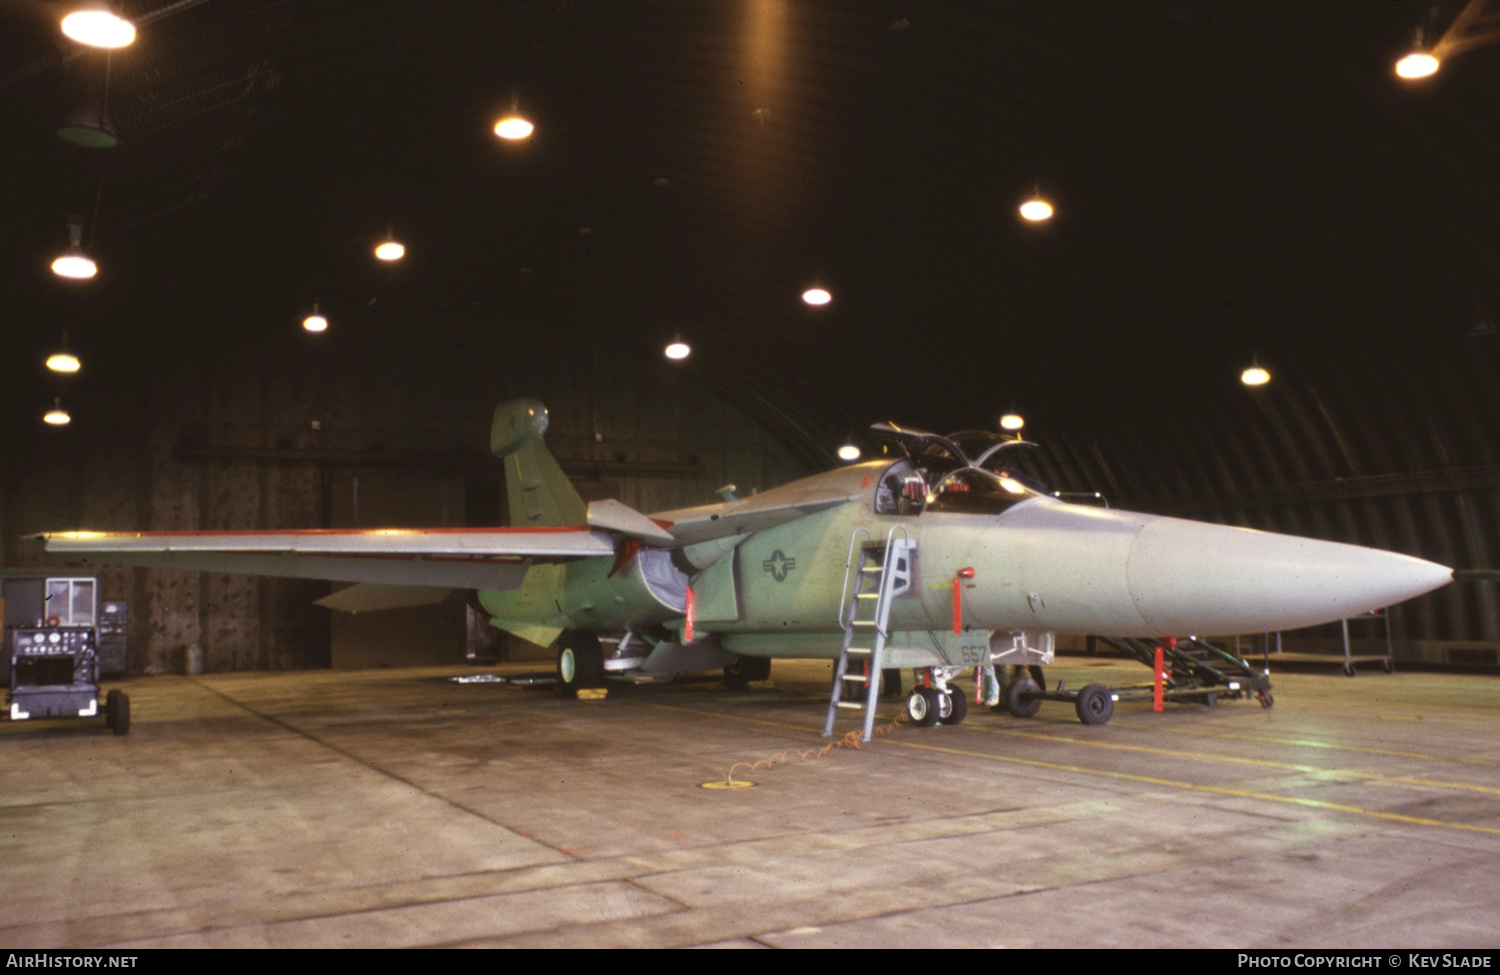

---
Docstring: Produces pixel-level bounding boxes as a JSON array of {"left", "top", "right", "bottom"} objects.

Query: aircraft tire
[
  {"left": 942, "top": 687, "right": 968, "bottom": 725},
  {"left": 556, "top": 631, "right": 606, "bottom": 697},
  {"left": 1005, "top": 677, "right": 1042, "bottom": 719},
  {"left": 723, "top": 654, "right": 771, "bottom": 690},
  {"left": 105, "top": 689, "right": 118, "bottom": 730},
  {"left": 906, "top": 687, "right": 940, "bottom": 727},
  {"left": 1075, "top": 684, "right": 1113, "bottom": 726}
]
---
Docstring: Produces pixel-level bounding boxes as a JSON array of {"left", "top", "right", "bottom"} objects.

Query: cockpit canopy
[{"left": 874, "top": 459, "right": 1043, "bottom": 516}]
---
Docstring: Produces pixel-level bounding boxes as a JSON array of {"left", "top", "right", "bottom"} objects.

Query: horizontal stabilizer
[
  {"left": 653, "top": 490, "right": 851, "bottom": 546},
  {"left": 586, "top": 499, "right": 675, "bottom": 544},
  {"left": 315, "top": 583, "right": 454, "bottom": 613}
]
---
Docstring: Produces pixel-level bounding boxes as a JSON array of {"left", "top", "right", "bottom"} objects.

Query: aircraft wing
[{"left": 33, "top": 527, "right": 615, "bottom": 592}]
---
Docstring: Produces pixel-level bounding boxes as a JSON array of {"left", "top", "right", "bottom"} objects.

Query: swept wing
[{"left": 34, "top": 526, "right": 614, "bottom": 592}]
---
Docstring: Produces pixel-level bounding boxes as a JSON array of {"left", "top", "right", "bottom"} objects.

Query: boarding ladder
[{"left": 823, "top": 528, "right": 915, "bottom": 742}]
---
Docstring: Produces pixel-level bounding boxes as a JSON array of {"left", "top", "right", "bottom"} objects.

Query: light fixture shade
[
  {"left": 47, "top": 353, "right": 81, "bottom": 373},
  {"left": 61, "top": 10, "right": 136, "bottom": 48},
  {"left": 1395, "top": 52, "right": 1440, "bottom": 79},
  {"left": 999, "top": 413, "right": 1025, "bottom": 431},
  {"left": 1019, "top": 199, "right": 1054, "bottom": 221},
  {"left": 51, "top": 253, "right": 97, "bottom": 279},
  {"left": 56, "top": 87, "right": 120, "bottom": 149},
  {"left": 375, "top": 240, "right": 405, "bottom": 261},
  {"left": 1241, "top": 366, "right": 1271, "bottom": 386},
  {"left": 837, "top": 443, "right": 861, "bottom": 461},
  {"left": 665, "top": 341, "right": 690, "bottom": 360},
  {"left": 494, "top": 116, "right": 534, "bottom": 140},
  {"left": 44, "top": 399, "right": 71, "bottom": 425},
  {"left": 802, "top": 287, "right": 832, "bottom": 306}
]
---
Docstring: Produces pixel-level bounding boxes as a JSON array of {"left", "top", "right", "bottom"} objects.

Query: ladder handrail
[{"left": 826, "top": 526, "right": 918, "bottom": 741}]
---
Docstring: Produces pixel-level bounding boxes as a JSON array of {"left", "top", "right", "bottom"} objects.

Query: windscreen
[{"left": 925, "top": 467, "right": 1036, "bottom": 515}]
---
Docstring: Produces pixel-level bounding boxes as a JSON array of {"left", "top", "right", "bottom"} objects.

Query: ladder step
[
  {"left": 856, "top": 592, "right": 880, "bottom": 599},
  {"left": 841, "top": 675, "right": 870, "bottom": 684},
  {"left": 836, "top": 701, "right": 864, "bottom": 710}
]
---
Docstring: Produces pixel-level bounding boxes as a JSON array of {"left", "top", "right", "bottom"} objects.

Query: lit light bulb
[
  {"left": 1395, "top": 52, "right": 1440, "bottom": 79},
  {"left": 51, "top": 253, "right": 97, "bottom": 279},
  {"left": 494, "top": 116, "right": 534, "bottom": 140},
  {"left": 60, "top": 10, "right": 135, "bottom": 48},
  {"left": 1019, "top": 199, "right": 1054, "bottom": 222},
  {"left": 802, "top": 287, "right": 831, "bottom": 306},
  {"left": 837, "top": 444, "right": 861, "bottom": 462},
  {"left": 665, "top": 340, "right": 690, "bottom": 360},
  {"left": 1241, "top": 366, "right": 1270, "bottom": 386},
  {"left": 375, "top": 240, "right": 405, "bottom": 261},
  {"left": 303, "top": 314, "right": 328, "bottom": 333},
  {"left": 44, "top": 399, "right": 71, "bottom": 426},
  {"left": 999, "top": 413, "right": 1025, "bottom": 431},
  {"left": 47, "top": 353, "right": 81, "bottom": 373}
]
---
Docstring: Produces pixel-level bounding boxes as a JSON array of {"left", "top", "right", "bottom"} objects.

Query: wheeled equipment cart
[{"left": 8, "top": 625, "right": 129, "bottom": 734}]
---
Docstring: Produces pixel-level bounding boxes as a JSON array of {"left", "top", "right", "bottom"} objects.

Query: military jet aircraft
[{"left": 37, "top": 399, "right": 1452, "bottom": 737}]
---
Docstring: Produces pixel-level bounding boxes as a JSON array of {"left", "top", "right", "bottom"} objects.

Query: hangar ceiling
[{"left": 3, "top": 1, "right": 1500, "bottom": 641}]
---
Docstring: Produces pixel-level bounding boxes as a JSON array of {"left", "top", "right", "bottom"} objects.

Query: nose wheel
[{"left": 905, "top": 684, "right": 967, "bottom": 726}]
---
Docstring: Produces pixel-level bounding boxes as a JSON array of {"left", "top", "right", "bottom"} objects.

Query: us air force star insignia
[{"left": 763, "top": 549, "right": 796, "bottom": 582}]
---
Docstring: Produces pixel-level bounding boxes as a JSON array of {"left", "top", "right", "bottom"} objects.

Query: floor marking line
[
  {"left": 963, "top": 725, "right": 1500, "bottom": 796},
  {"left": 639, "top": 702, "right": 1500, "bottom": 837},
  {"left": 1107, "top": 723, "right": 1500, "bottom": 767}
]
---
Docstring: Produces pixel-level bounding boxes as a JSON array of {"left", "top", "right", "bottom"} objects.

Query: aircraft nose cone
[{"left": 1126, "top": 517, "right": 1452, "bottom": 635}]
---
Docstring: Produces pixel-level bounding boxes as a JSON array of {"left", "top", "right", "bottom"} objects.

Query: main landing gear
[{"left": 555, "top": 631, "right": 606, "bottom": 697}]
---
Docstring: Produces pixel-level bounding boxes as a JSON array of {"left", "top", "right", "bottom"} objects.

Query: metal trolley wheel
[
  {"left": 1074, "top": 684, "right": 1113, "bottom": 725},
  {"left": 1004, "top": 677, "right": 1042, "bottom": 718}
]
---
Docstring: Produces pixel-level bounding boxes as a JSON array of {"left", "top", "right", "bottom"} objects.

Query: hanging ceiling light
[
  {"left": 60, "top": 8, "right": 136, "bottom": 48},
  {"left": 802, "top": 287, "right": 832, "bottom": 306},
  {"left": 47, "top": 352, "right": 81, "bottom": 373},
  {"left": 56, "top": 81, "right": 120, "bottom": 149},
  {"left": 374, "top": 228, "right": 405, "bottom": 262},
  {"left": 51, "top": 220, "right": 96, "bottom": 279},
  {"left": 494, "top": 115, "right": 534, "bottom": 140},
  {"left": 664, "top": 338, "right": 690, "bottom": 360},
  {"left": 1241, "top": 365, "right": 1271, "bottom": 386},
  {"left": 999, "top": 413, "right": 1025, "bottom": 431},
  {"left": 303, "top": 302, "right": 328, "bottom": 333},
  {"left": 44, "top": 398, "right": 71, "bottom": 426},
  {"left": 1395, "top": 51, "right": 1440, "bottom": 79},
  {"left": 837, "top": 443, "right": 861, "bottom": 462},
  {"left": 1019, "top": 197, "right": 1054, "bottom": 222}
]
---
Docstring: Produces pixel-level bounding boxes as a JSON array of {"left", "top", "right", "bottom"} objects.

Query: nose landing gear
[{"left": 904, "top": 672, "right": 968, "bottom": 726}]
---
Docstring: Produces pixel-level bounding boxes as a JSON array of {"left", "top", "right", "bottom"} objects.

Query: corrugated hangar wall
[
  {"left": 0, "top": 318, "right": 811, "bottom": 675},
  {"left": 1016, "top": 331, "right": 1500, "bottom": 661}
]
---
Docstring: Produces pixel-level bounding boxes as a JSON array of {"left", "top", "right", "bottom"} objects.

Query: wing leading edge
[{"left": 34, "top": 527, "right": 614, "bottom": 592}]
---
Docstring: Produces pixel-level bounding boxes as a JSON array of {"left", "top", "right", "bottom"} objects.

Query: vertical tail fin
[{"left": 491, "top": 399, "right": 588, "bottom": 528}]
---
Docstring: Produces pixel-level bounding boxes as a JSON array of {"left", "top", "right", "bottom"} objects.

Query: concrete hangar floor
[{"left": 1, "top": 655, "right": 1498, "bottom": 949}]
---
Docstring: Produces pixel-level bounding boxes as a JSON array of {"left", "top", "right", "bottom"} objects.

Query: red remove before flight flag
[{"left": 953, "top": 568, "right": 974, "bottom": 634}]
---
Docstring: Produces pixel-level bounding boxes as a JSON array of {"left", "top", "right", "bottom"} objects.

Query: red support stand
[{"left": 1154, "top": 637, "right": 1174, "bottom": 712}]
